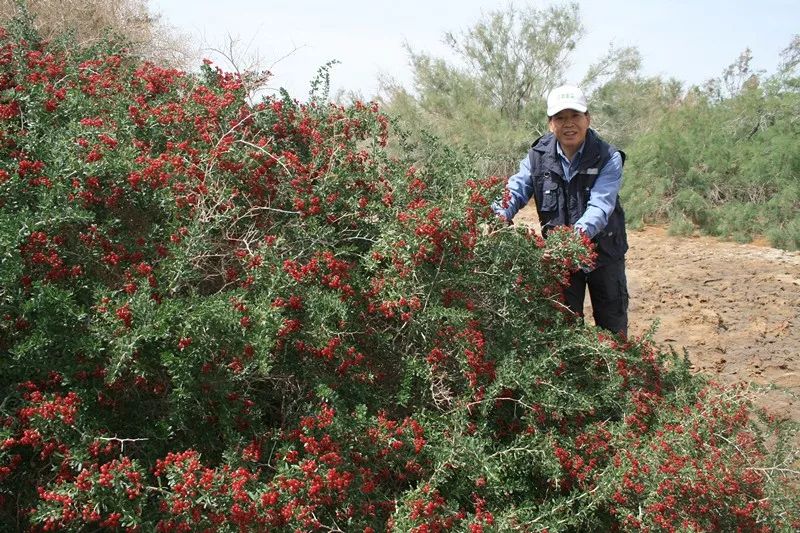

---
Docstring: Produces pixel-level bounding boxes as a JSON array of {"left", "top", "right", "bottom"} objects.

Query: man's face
[{"left": 548, "top": 109, "right": 590, "bottom": 156}]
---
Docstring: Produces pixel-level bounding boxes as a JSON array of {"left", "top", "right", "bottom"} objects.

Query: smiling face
[{"left": 548, "top": 109, "right": 590, "bottom": 160}]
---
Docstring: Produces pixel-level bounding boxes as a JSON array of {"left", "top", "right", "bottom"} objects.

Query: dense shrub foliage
[
  {"left": 1, "top": 24, "right": 799, "bottom": 531},
  {"left": 622, "top": 75, "right": 800, "bottom": 249}
]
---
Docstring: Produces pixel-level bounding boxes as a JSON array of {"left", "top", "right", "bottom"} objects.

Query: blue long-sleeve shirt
[{"left": 496, "top": 142, "right": 623, "bottom": 239}]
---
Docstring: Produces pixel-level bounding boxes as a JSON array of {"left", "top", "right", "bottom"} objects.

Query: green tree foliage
[
  {"left": 381, "top": 3, "right": 589, "bottom": 175},
  {"left": 380, "top": 2, "right": 677, "bottom": 180},
  {"left": 441, "top": 3, "right": 582, "bottom": 123},
  {"left": 622, "top": 37, "right": 800, "bottom": 249},
  {"left": 584, "top": 70, "right": 684, "bottom": 150}
]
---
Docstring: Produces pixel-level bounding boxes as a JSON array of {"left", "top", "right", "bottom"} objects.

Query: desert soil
[{"left": 516, "top": 205, "right": 800, "bottom": 424}]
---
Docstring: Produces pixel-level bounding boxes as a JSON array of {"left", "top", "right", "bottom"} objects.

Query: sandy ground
[
  {"left": 517, "top": 205, "right": 800, "bottom": 424},
  {"left": 626, "top": 225, "right": 800, "bottom": 424}
]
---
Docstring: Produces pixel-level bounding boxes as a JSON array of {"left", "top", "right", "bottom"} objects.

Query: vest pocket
[
  {"left": 540, "top": 181, "right": 559, "bottom": 212},
  {"left": 594, "top": 218, "right": 628, "bottom": 260}
]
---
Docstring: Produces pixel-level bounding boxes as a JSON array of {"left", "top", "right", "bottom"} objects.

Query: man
[{"left": 493, "top": 85, "right": 629, "bottom": 336}]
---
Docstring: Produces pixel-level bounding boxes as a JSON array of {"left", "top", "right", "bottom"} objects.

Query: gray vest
[{"left": 528, "top": 129, "right": 628, "bottom": 264}]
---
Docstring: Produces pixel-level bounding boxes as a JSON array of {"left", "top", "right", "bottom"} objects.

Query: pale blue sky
[{"left": 151, "top": 0, "right": 798, "bottom": 99}]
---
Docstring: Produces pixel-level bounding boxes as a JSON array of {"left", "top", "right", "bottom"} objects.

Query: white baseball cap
[{"left": 546, "top": 85, "right": 588, "bottom": 117}]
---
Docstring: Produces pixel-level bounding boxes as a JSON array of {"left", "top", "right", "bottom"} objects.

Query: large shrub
[{"left": 1, "top": 23, "right": 798, "bottom": 532}]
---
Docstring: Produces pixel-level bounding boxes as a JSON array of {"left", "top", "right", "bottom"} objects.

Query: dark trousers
[{"left": 563, "top": 258, "right": 629, "bottom": 336}]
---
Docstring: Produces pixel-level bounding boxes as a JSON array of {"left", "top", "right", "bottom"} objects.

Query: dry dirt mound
[{"left": 516, "top": 205, "right": 800, "bottom": 423}]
